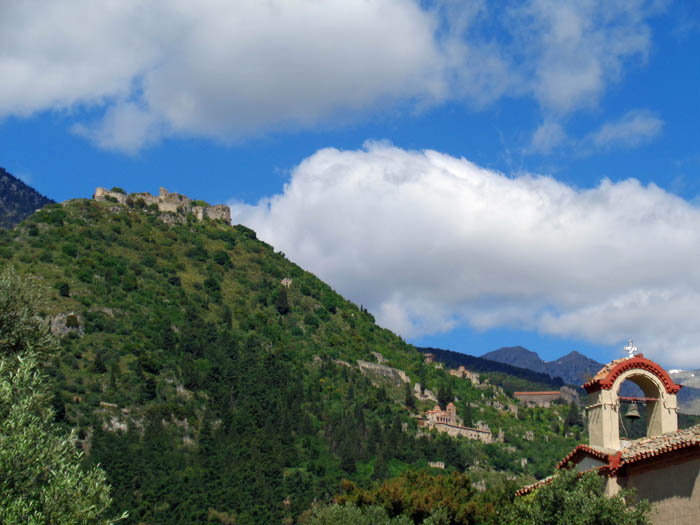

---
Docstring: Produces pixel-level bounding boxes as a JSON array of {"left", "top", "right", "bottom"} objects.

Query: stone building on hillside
[
  {"left": 417, "top": 402, "right": 496, "bottom": 443},
  {"left": 516, "top": 353, "right": 700, "bottom": 525},
  {"left": 449, "top": 365, "right": 480, "bottom": 385},
  {"left": 424, "top": 353, "right": 435, "bottom": 364},
  {"left": 93, "top": 187, "right": 231, "bottom": 223},
  {"left": 513, "top": 390, "right": 562, "bottom": 407}
]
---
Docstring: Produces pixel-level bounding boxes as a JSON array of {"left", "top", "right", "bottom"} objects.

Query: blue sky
[{"left": 2, "top": 1, "right": 700, "bottom": 369}]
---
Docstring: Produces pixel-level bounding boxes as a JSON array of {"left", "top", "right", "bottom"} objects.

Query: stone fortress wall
[{"left": 93, "top": 187, "right": 231, "bottom": 223}]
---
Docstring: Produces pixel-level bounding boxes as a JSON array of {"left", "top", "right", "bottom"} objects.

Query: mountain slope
[
  {"left": 3, "top": 197, "right": 584, "bottom": 523},
  {"left": 547, "top": 350, "right": 605, "bottom": 385},
  {"left": 481, "top": 346, "right": 551, "bottom": 376},
  {"left": 482, "top": 346, "right": 700, "bottom": 415},
  {"left": 482, "top": 346, "right": 602, "bottom": 386},
  {"left": 0, "top": 167, "right": 54, "bottom": 229},
  {"left": 416, "top": 346, "right": 564, "bottom": 391}
]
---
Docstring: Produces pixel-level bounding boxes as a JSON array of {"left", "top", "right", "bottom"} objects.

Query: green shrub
[
  {"left": 36, "top": 208, "right": 67, "bottom": 225},
  {"left": 185, "top": 245, "right": 208, "bottom": 262},
  {"left": 110, "top": 187, "right": 126, "bottom": 194},
  {"left": 62, "top": 244, "right": 78, "bottom": 258},
  {"left": 304, "top": 314, "right": 320, "bottom": 328},
  {"left": 213, "top": 250, "right": 232, "bottom": 268},
  {"left": 58, "top": 282, "right": 70, "bottom": 297},
  {"left": 122, "top": 275, "right": 138, "bottom": 292},
  {"left": 203, "top": 277, "right": 220, "bottom": 294}
]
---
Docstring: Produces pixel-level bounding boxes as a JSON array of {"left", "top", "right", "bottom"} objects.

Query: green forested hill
[{"left": 2, "top": 198, "right": 584, "bottom": 523}]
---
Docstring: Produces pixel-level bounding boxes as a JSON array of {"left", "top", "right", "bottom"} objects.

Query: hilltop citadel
[{"left": 93, "top": 186, "right": 231, "bottom": 223}]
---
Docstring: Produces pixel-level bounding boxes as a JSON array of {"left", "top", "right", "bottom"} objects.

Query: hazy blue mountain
[
  {"left": 480, "top": 346, "right": 551, "bottom": 375},
  {"left": 480, "top": 346, "right": 700, "bottom": 415},
  {"left": 416, "top": 346, "right": 564, "bottom": 389},
  {"left": 482, "top": 346, "right": 602, "bottom": 386}
]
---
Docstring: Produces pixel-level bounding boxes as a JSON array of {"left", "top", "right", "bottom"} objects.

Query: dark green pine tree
[
  {"left": 276, "top": 287, "right": 290, "bottom": 315},
  {"left": 405, "top": 381, "right": 416, "bottom": 409}
]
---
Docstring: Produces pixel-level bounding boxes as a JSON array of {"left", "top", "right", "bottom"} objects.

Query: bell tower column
[{"left": 587, "top": 387, "right": 620, "bottom": 450}]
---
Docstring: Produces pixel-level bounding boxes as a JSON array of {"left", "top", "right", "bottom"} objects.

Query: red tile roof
[
  {"left": 515, "top": 475, "right": 554, "bottom": 496},
  {"left": 618, "top": 424, "right": 700, "bottom": 467},
  {"left": 556, "top": 444, "right": 617, "bottom": 470},
  {"left": 582, "top": 354, "right": 681, "bottom": 395},
  {"left": 517, "top": 424, "right": 700, "bottom": 496}
]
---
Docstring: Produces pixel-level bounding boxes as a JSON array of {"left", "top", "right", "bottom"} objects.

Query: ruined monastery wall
[{"left": 93, "top": 187, "right": 231, "bottom": 223}]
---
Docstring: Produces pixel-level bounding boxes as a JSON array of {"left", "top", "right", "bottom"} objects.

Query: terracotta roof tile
[
  {"left": 556, "top": 444, "right": 617, "bottom": 469},
  {"left": 618, "top": 424, "right": 700, "bottom": 466},
  {"left": 515, "top": 475, "right": 554, "bottom": 496},
  {"left": 517, "top": 425, "right": 700, "bottom": 497}
]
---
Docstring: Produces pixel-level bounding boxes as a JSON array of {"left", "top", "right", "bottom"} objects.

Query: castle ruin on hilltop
[{"left": 93, "top": 187, "right": 231, "bottom": 223}]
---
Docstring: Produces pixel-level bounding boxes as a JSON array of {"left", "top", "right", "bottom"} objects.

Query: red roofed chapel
[{"left": 518, "top": 351, "right": 700, "bottom": 524}]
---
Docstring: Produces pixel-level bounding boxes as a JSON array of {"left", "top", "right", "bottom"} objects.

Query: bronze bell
[{"left": 625, "top": 403, "right": 641, "bottom": 420}]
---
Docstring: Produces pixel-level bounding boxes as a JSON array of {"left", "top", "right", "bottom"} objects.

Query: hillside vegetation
[{"left": 2, "top": 198, "right": 585, "bottom": 523}]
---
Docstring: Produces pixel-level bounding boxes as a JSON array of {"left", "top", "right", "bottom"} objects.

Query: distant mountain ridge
[
  {"left": 481, "top": 346, "right": 603, "bottom": 386},
  {"left": 481, "top": 346, "right": 700, "bottom": 416},
  {"left": 416, "top": 346, "right": 564, "bottom": 389},
  {"left": 0, "top": 167, "right": 54, "bottom": 229}
]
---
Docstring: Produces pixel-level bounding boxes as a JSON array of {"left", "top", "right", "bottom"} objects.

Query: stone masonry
[
  {"left": 93, "top": 187, "right": 231, "bottom": 223},
  {"left": 417, "top": 402, "right": 495, "bottom": 443}
]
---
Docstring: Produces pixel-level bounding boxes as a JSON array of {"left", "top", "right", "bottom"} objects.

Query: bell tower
[{"left": 583, "top": 344, "right": 681, "bottom": 451}]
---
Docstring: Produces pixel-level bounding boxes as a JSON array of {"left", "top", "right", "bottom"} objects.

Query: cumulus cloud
[
  {"left": 231, "top": 143, "right": 700, "bottom": 367},
  {"left": 0, "top": 0, "right": 664, "bottom": 151},
  {"left": 1, "top": 0, "right": 444, "bottom": 150}
]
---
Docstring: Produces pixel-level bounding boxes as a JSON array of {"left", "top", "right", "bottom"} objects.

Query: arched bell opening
[
  {"left": 584, "top": 355, "right": 680, "bottom": 451},
  {"left": 615, "top": 375, "right": 655, "bottom": 443},
  {"left": 612, "top": 370, "right": 669, "bottom": 441}
]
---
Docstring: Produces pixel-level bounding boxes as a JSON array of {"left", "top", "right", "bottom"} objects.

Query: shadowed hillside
[{"left": 0, "top": 167, "right": 54, "bottom": 229}]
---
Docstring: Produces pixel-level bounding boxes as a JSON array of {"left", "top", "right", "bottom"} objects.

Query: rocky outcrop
[
  {"left": 50, "top": 312, "right": 84, "bottom": 337},
  {"left": 414, "top": 383, "right": 438, "bottom": 402}
]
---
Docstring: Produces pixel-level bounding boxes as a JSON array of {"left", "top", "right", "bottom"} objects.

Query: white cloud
[
  {"left": 509, "top": 0, "right": 656, "bottom": 114},
  {"left": 528, "top": 109, "right": 663, "bottom": 156},
  {"left": 1, "top": 0, "right": 445, "bottom": 150},
  {"left": 231, "top": 143, "right": 700, "bottom": 367},
  {"left": 587, "top": 109, "right": 664, "bottom": 149},
  {"left": 529, "top": 119, "right": 568, "bottom": 153},
  {"left": 0, "top": 1, "right": 664, "bottom": 151}
]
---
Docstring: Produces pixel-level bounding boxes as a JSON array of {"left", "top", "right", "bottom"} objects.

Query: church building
[{"left": 517, "top": 349, "right": 700, "bottom": 524}]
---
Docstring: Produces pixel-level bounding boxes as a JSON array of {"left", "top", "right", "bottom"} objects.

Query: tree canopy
[
  {"left": 504, "top": 468, "right": 651, "bottom": 525},
  {"left": 0, "top": 266, "right": 119, "bottom": 523}
]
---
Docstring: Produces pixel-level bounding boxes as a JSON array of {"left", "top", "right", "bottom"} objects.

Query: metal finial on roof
[{"left": 624, "top": 339, "right": 638, "bottom": 358}]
